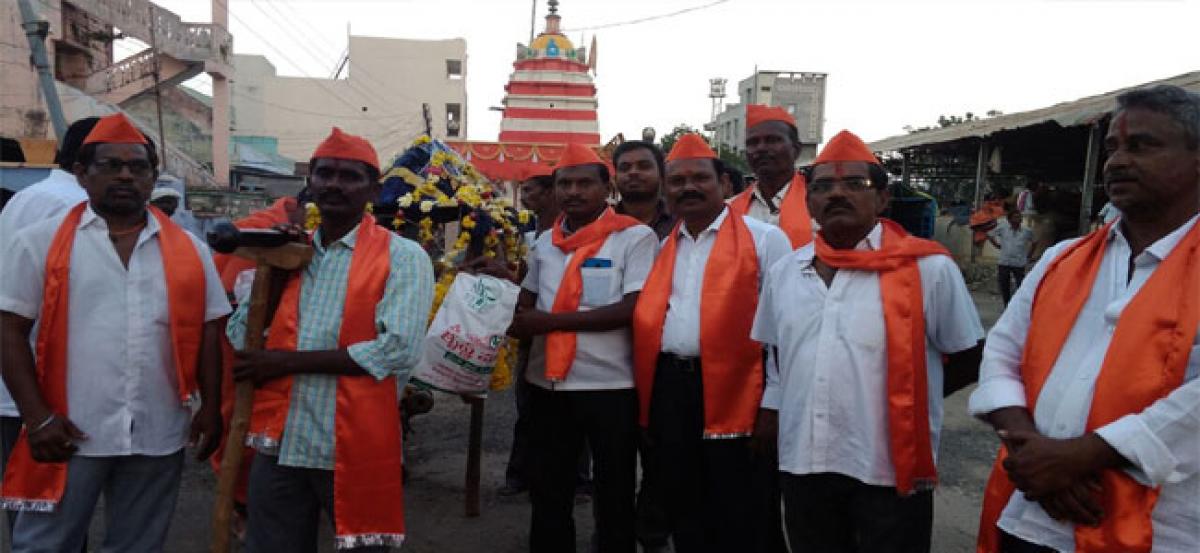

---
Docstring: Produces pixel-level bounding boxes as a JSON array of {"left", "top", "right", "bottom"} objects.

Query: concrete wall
[
  {"left": 232, "top": 35, "right": 468, "bottom": 163},
  {"left": 712, "top": 71, "right": 827, "bottom": 165},
  {"left": 1, "top": 0, "right": 63, "bottom": 139}
]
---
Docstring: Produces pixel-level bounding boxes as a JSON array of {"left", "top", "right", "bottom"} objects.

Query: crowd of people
[{"left": 0, "top": 83, "right": 1195, "bottom": 553}]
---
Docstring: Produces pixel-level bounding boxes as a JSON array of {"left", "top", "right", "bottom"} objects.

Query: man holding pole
[{"left": 226, "top": 128, "right": 433, "bottom": 551}]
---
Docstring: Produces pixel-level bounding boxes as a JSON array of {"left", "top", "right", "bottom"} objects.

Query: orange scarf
[
  {"left": 814, "top": 218, "right": 949, "bottom": 495},
  {"left": 977, "top": 221, "right": 1200, "bottom": 553},
  {"left": 0, "top": 204, "right": 206, "bottom": 511},
  {"left": 632, "top": 212, "right": 763, "bottom": 437},
  {"left": 246, "top": 216, "right": 405, "bottom": 548},
  {"left": 544, "top": 208, "right": 641, "bottom": 382},
  {"left": 728, "top": 172, "right": 812, "bottom": 248}
]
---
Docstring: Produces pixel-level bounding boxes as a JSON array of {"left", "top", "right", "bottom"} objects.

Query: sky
[{"left": 141, "top": 0, "right": 1199, "bottom": 147}]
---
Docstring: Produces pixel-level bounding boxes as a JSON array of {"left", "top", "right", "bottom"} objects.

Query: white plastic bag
[{"left": 412, "top": 273, "right": 520, "bottom": 395}]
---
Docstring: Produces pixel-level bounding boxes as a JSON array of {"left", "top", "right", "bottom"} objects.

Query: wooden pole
[
  {"left": 971, "top": 139, "right": 988, "bottom": 263},
  {"left": 210, "top": 242, "right": 311, "bottom": 553},
  {"left": 1078, "top": 122, "right": 1102, "bottom": 235},
  {"left": 465, "top": 396, "right": 485, "bottom": 517}
]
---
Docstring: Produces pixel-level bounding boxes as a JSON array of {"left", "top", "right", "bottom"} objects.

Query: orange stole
[
  {"left": 728, "top": 173, "right": 812, "bottom": 248},
  {"left": 247, "top": 217, "right": 405, "bottom": 548},
  {"left": 976, "top": 221, "right": 1200, "bottom": 553},
  {"left": 632, "top": 213, "right": 763, "bottom": 437},
  {"left": 0, "top": 204, "right": 206, "bottom": 511},
  {"left": 814, "top": 219, "right": 950, "bottom": 495},
  {"left": 543, "top": 208, "right": 642, "bottom": 381}
]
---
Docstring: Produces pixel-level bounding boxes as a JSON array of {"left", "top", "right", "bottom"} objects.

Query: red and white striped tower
[{"left": 499, "top": 0, "right": 600, "bottom": 145}]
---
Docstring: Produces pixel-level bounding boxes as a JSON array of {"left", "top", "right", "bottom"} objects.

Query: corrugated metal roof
[{"left": 870, "top": 71, "right": 1200, "bottom": 152}]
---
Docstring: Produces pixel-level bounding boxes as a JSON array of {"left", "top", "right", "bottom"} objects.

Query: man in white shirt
[
  {"left": 987, "top": 210, "right": 1034, "bottom": 305},
  {"left": 969, "top": 85, "right": 1200, "bottom": 553},
  {"left": 632, "top": 134, "right": 791, "bottom": 552},
  {"left": 0, "top": 118, "right": 99, "bottom": 534},
  {"left": 509, "top": 144, "right": 658, "bottom": 552},
  {"left": 753, "top": 130, "right": 984, "bottom": 553},
  {"left": 731, "top": 105, "right": 814, "bottom": 251},
  {"left": 0, "top": 113, "right": 229, "bottom": 552}
]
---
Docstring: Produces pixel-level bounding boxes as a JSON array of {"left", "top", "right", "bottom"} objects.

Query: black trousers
[
  {"left": 997, "top": 264, "right": 1026, "bottom": 305},
  {"left": 507, "top": 356, "right": 592, "bottom": 488},
  {"left": 528, "top": 386, "right": 638, "bottom": 553},
  {"left": 639, "top": 354, "right": 754, "bottom": 553},
  {"left": 781, "top": 472, "right": 933, "bottom": 553}
]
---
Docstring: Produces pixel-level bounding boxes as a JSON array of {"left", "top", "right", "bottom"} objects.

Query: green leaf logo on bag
[{"left": 466, "top": 277, "right": 499, "bottom": 311}]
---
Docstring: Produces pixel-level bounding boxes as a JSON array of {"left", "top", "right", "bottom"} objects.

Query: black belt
[{"left": 658, "top": 352, "right": 701, "bottom": 372}]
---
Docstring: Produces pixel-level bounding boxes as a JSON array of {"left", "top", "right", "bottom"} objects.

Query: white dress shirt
[
  {"left": 752, "top": 223, "right": 984, "bottom": 486},
  {"left": 968, "top": 215, "right": 1200, "bottom": 553},
  {"left": 521, "top": 222, "right": 658, "bottom": 391},
  {"left": 0, "top": 169, "right": 88, "bottom": 417},
  {"left": 660, "top": 208, "right": 792, "bottom": 357},
  {"left": 0, "top": 205, "right": 231, "bottom": 457},
  {"left": 735, "top": 182, "right": 791, "bottom": 226}
]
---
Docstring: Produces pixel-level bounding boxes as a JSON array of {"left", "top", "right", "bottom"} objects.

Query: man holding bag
[{"left": 509, "top": 144, "right": 657, "bottom": 552}]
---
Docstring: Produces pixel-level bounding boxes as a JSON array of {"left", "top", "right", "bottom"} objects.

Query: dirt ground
[{"left": 1, "top": 289, "right": 1008, "bottom": 553}]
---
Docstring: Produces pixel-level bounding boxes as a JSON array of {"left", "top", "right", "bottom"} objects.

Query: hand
[
  {"left": 507, "top": 309, "right": 557, "bottom": 339},
  {"left": 1035, "top": 478, "right": 1105, "bottom": 527},
  {"left": 233, "top": 350, "right": 294, "bottom": 386},
  {"left": 750, "top": 408, "right": 778, "bottom": 460},
  {"left": 270, "top": 223, "right": 305, "bottom": 241},
  {"left": 459, "top": 256, "right": 517, "bottom": 283},
  {"left": 189, "top": 405, "right": 223, "bottom": 461},
  {"left": 1000, "top": 429, "right": 1102, "bottom": 500},
  {"left": 26, "top": 415, "right": 87, "bottom": 463}
]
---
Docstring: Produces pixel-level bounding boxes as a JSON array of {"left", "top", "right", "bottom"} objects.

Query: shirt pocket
[{"left": 580, "top": 258, "right": 616, "bottom": 307}]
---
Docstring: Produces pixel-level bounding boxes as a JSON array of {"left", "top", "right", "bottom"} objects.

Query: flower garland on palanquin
[{"left": 376, "top": 135, "right": 533, "bottom": 391}]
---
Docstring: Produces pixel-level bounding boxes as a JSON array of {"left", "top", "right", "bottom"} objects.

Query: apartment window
[
  {"left": 446, "top": 59, "right": 463, "bottom": 80},
  {"left": 446, "top": 103, "right": 462, "bottom": 137},
  {"left": 760, "top": 86, "right": 771, "bottom": 92}
]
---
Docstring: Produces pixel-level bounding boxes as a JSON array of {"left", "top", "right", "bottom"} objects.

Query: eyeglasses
[
  {"left": 808, "top": 177, "right": 875, "bottom": 194},
  {"left": 90, "top": 158, "right": 154, "bottom": 177}
]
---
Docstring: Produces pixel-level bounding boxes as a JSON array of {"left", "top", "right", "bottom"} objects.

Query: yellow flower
[
  {"left": 419, "top": 200, "right": 434, "bottom": 213},
  {"left": 412, "top": 135, "right": 431, "bottom": 146},
  {"left": 518, "top": 210, "right": 531, "bottom": 225},
  {"left": 461, "top": 216, "right": 476, "bottom": 230},
  {"left": 398, "top": 193, "right": 414, "bottom": 208},
  {"left": 305, "top": 202, "right": 321, "bottom": 231}
]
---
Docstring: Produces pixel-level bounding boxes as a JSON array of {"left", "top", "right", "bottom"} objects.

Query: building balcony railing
[{"left": 67, "top": 0, "right": 231, "bottom": 67}]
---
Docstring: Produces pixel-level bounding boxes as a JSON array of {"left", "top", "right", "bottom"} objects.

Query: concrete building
[
  {"left": 231, "top": 35, "right": 469, "bottom": 163},
  {"left": 710, "top": 70, "right": 827, "bottom": 164},
  {"left": 1, "top": 0, "right": 232, "bottom": 186},
  {"left": 497, "top": 0, "right": 599, "bottom": 145}
]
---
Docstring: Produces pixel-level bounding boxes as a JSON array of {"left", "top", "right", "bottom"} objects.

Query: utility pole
[
  {"left": 17, "top": 0, "right": 67, "bottom": 139},
  {"left": 529, "top": 0, "right": 537, "bottom": 45},
  {"left": 149, "top": 5, "right": 168, "bottom": 168}
]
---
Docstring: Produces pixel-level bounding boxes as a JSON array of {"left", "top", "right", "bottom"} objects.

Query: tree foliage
[{"left": 903, "top": 110, "right": 1004, "bottom": 134}]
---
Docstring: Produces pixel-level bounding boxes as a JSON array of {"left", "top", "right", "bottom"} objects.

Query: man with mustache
[
  {"left": 752, "top": 130, "right": 984, "bottom": 553},
  {"left": 730, "top": 105, "right": 814, "bottom": 249},
  {"left": 970, "top": 85, "right": 1200, "bottom": 553},
  {"left": 226, "top": 128, "right": 434, "bottom": 551},
  {"left": 509, "top": 143, "right": 657, "bottom": 552},
  {"left": 632, "top": 134, "right": 790, "bottom": 552},
  {"left": 614, "top": 141, "right": 675, "bottom": 239},
  {"left": 0, "top": 113, "right": 229, "bottom": 551}
]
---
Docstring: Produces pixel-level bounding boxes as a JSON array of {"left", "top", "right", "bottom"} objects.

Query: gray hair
[{"left": 1115, "top": 84, "right": 1200, "bottom": 150}]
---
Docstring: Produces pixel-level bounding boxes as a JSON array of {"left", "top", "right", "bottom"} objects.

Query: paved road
[{"left": 14, "top": 289, "right": 1006, "bottom": 553}]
